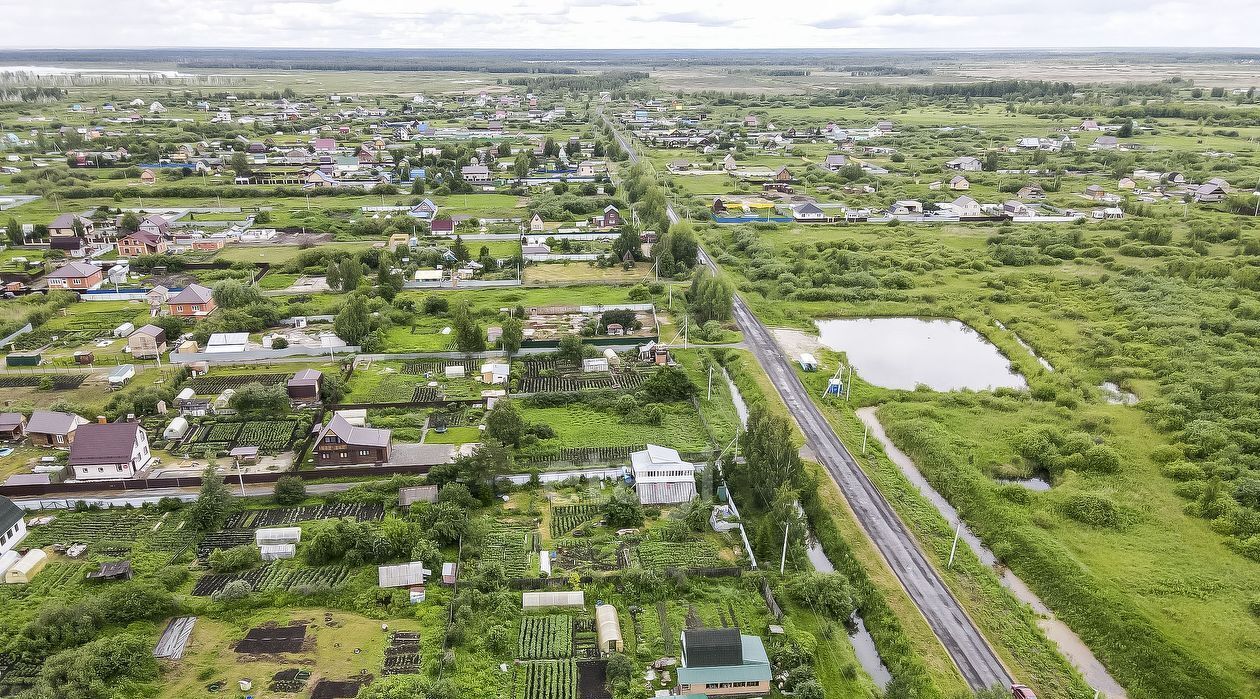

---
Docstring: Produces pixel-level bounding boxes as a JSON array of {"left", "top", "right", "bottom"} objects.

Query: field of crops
[
  {"left": 20, "top": 510, "right": 169, "bottom": 548},
  {"left": 402, "top": 360, "right": 479, "bottom": 375},
  {"left": 183, "top": 419, "right": 301, "bottom": 453},
  {"left": 192, "top": 564, "right": 352, "bottom": 596},
  {"left": 634, "top": 540, "right": 724, "bottom": 571},
  {"left": 549, "top": 504, "right": 601, "bottom": 538},
  {"left": 518, "top": 615, "right": 573, "bottom": 660},
  {"left": 196, "top": 529, "right": 256, "bottom": 559},
  {"left": 485, "top": 525, "right": 530, "bottom": 578},
  {"left": 0, "top": 562, "right": 88, "bottom": 603},
  {"left": 0, "top": 374, "right": 86, "bottom": 389},
  {"left": 515, "top": 660, "right": 577, "bottom": 699},
  {"left": 187, "top": 373, "right": 291, "bottom": 395},
  {"left": 517, "top": 359, "right": 647, "bottom": 394},
  {"left": 224, "top": 503, "right": 384, "bottom": 529}
]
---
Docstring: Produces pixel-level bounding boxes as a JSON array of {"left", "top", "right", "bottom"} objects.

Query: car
[{"left": 1010, "top": 685, "right": 1037, "bottom": 699}]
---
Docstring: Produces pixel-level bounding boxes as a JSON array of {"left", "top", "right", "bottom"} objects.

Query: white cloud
[{"left": 0, "top": 0, "right": 1256, "bottom": 48}]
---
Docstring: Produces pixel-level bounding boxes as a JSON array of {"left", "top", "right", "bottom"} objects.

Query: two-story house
[
  {"left": 127, "top": 324, "right": 167, "bottom": 358},
  {"left": 675, "top": 628, "right": 772, "bottom": 698},
  {"left": 314, "top": 412, "right": 391, "bottom": 466},
  {"left": 0, "top": 495, "right": 28, "bottom": 557},
  {"left": 66, "top": 421, "right": 151, "bottom": 481},
  {"left": 117, "top": 231, "right": 167, "bottom": 258}
]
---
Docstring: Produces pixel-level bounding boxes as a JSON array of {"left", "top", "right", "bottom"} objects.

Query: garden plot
[
  {"left": 515, "top": 659, "right": 578, "bottom": 699},
  {"left": 311, "top": 679, "right": 363, "bottom": 699},
  {"left": 192, "top": 564, "right": 352, "bottom": 596},
  {"left": 0, "top": 374, "right": 85, "bottom": 390},
  {"left": 517, "top": 359, "right": 648, "bottom": 394},
  {"left": 550, "top": 504, "right": 602, "bottom": 537},
  {"left": 235, "top": 624, "right": 308, "bottom": 654},
  {"left": 225, "top": 503, "right": 384, "bottom": 529},
  {"left": 21, "top": 510, "right": 167, "bottom": 548},
  {"left": 633, "top": 540, "right": 725, "bottom": 571},
  {"left": 518, "top": 615, "right": 573, "bottom": 659},
  {"left": 552, "top": 542, "right": 621, "bottom": 573},
  {"left": 382, "top": 632, "right": 421, "bottom": 676},
  {"left": 269, "top": 668, "right": 312, "bottom": 692},
  {"left": 195, "top": 529, "right": 256, "bottom": 559},
  {"left": 573, "top": 618, "right": 599, "bottom": 660},
  {"left": 485, "top": 525, "right": 531, "bottom": 578},
  {"left": 186, "top": 373, "right": 292, "bottom": 395},
  {"left": 576, "top": 659, "right": 611, "bottom": 699},
  {"left": 521, "top": 446, "right": 639, "bottom": 466},
  {"left": 180, "top": 418, "right": 302, "bottom": 454}
]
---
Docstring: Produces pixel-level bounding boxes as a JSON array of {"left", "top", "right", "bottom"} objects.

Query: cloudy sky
[{"left": 2, "top": 0, "right": 1257, "bottom": 49}]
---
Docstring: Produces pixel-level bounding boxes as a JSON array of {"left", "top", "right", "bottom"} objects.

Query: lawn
[
  {"left": 518, "top": 402, "right": 711, "bottom": 452},
  {"left": 524, "top": 262, "right": 652, "bottom": 285}
]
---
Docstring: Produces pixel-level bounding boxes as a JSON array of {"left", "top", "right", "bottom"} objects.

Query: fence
[
  {"left": 168, "top": 345, "right": 361, "bottom": 364},
  {"left": 0, "top": 323, "right": 32, "bottom": 349}
]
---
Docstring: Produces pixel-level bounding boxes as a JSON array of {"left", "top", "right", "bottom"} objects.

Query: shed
[
  {"left": 5, "top": 548, "right": 48, "bottom": 584},
  {"left": 595, "top": 604, "right": 624, "bottom": 653},
  {"left": 399, "top": 485, "right": 439, "bottom": 507},
  {"left": 522, "top": 590, "right": 585, "bottom": 609},
  {"left": 85, "top": 560, "right": 132, "bottom": 581},
  {"left": 798, "top": 353, "right": 818, "bottom": 372},
  {"left": 480, "top": 362, "right": 508, "bottom": 384},
  {"left": 5, "top": 352, "right": 41, "bottom": 368},
  {"left": 73, "top": 351, "right": 94, "bottom": 365},
  {"left": 260, "top": 544, "right": 296, "bottom": 561},
  {"left": 108, "top": 364, "right": 135, "bottom": 388},
  {"left": 444, "top": 365, "right": 466, "bottom": 378},
  {"left": 255, "top": 527, "right": 302, "bottom": 546},
  {"left": 442, "top": 562, "right": 457, "bottom": 585},
  {"left": 163, "top": 416, "right": 190, "bottom": 440},
  {"left": 0, "top": 550, "right": 18, "bottom": 579},
  {"left": 378, "top": 561, "right": 431, "bottom": 588},
  {"left": 113, "top": 322, "right": 135, "bottom": 338},
  {"left": 229, "top": 446, "right": 258, "bottom": 465}
]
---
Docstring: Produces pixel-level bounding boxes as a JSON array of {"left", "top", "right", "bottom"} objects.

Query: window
[
  {"left": 55, "top": 434, "right": 64, "bottom": 444},
  {"left": 359, "top": 450, "right": 370, "bottom": 456}
]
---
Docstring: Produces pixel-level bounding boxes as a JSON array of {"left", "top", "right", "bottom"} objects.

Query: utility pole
[
  {"left": 707, "top": 365, "right": 712, "bottom": 400},
  {"left": 947, "top": 519, "right": 962, "bottom": 568},
  {"left": 236, "top": 462, "right": 246, "bottom": 497},
  {"left": 779, "top": 523, "right": 790, "bottom": 574},
  {"left": 846, "top": 364, "right": 853, "bottom": 401},
  {"left": 861, "top": 423, "right": 868, "bottom": 455}
]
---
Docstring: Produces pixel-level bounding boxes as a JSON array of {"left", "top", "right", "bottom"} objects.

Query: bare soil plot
[
  {"left": 576, "top": 660, "right": 611, "bottom": 699},
  {"left": 234, "top": 624, "right": 308, "bottom": 654},
  {"left": 311, "top": 679, "right": 363, "bottom": 699}
]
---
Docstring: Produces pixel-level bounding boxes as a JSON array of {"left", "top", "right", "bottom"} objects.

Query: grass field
[{"left": 518, "top": 402, "right": 711, "bottom": 452}]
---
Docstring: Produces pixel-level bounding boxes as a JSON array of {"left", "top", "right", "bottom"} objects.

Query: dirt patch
[
  {"left": 770, "top": 326, "right": 821, "bottom": 358},
  {"left": 234, "top": 624, "right": 308, "bottom": 654},
  {"left": 311, "top": 679, "right": 363, "bottom": 699},
  {"left": 577, "top": 660, "right": 611, "bottom": 699}
]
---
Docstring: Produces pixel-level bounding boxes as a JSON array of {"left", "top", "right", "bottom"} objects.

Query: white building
[
  {"left": 631, "top": 444, "right": 697, "bottom": 505},
  {"left": 66, "top": 422, "right": 151, "bottom": 481},
  {"left": 0, "top": 496, "right": 28, "bottom": 558}
]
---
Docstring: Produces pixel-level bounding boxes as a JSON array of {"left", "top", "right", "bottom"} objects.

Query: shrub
[
  {"left": 208, "top": 544, "right": 261, "bottom": 573},
  {"left": 274, "top": 476, "right": 306, "bottom": 505},
  {"left": 1061, "top": 494, "right": 1129, "bottom": 528},
  {"left": 212, "top": 579, "right": 253, "bottom": 601}
]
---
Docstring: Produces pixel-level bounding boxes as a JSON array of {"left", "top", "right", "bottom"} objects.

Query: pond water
[
  {"left": 1100, "top": 382, "right": 1140, "bottom": 406},
  {"left": 721, "top": 367, "right": 749, "bottom": 427},
  {"left": 847, "top": 614, "right": 893, "bottom": 691},
  {"left": 815, "top": 318, "right": 1027, "bottom": 391},
  {"left": 996, "top": 476, "right": 1053, "bottom": 491}
]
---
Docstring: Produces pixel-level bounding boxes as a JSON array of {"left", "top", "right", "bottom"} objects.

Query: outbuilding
[
  {"left": 255, "top": 527, "right": 302, "bottom": 546},
  {"left": 595, "top": 604, "right": 624, "bottom": 653},
  {"left": 522, "top": 590, "right": 585, "bottom": 609},
  {"left": 5, "top": 548, "right": 48, "bottom": 584},
  {"left": 163, "top": 416, "right": 190, "bottom": 440}
]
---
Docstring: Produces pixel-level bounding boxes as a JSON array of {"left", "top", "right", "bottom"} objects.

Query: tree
[
  {"left": 983, "top": 151, "right": 999, "bottom": 172},
  {"left": 451, "top": 235, "right": 470, "bottom": 262},
  {"left": 334, "top": 293, "right": 373, "bottom": 346},
  {"left": 117, "top": 211, "right": 141, "bottom": 233},
  {"left": 451, "top": 300, "right": 485, "bottom": 353},
  {"left": 334, "top": 257, "right": 364, "bottom": 291},
  {"left": 486, "top": 400, "right": 526, "bottom": 448},
  {"left": 4, "top": 217, "right": 20, "bottom": 246},
  {"left": 500, "top": 316, "right": 524, "bottom": 356},
  {"left": 513, "top": 151, "right": 531, "bottom": 179},
  {"left": 208, "top": 544, "right": 261, "bottom": 573},
  {"left": 612, "top": 227, "right": 640, "bottom": 262},
  {"left": 557, "top": 334, "right": 589, "bottom": 366},
  {"left": 606, "top": 652, "right": 634, "bottom": 689},
  {"left": 687, "top": 268, "right": 733, "bottom": 324},
  {"left": 212, "top": 279, "right": 262, "bottom": 309},
  {"left": 639, "top": 366, "right": 696, "bottom": 402},
  {"left": 230, "top": 382, "right": 289, "bottom": 415},
  {"left": 603, "top": 486, "right": 643, "bottom": 527},
  {"left": 229, "top": 151, "right": 251, "bottom": 176},
  {"left": 320, "top": 372, "right": 348, "bottom": 403},
  {"left": 188, "top": 464, "right": 232, "bottom": 532},
  {"left": 735, "top": 405, "right": 804, "bottom": 510},
  {"left": 274, "top": 476, "right": 306, "bottom": 505},
  {"left": 1118, "top": 119, "right": 1135, "bottom": 138}
]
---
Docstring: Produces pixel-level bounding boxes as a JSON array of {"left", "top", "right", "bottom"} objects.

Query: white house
[
  {"left": 480, "top": 363, "right": 509, "bottom": 384},
  {"left": 66, "top": 421, "right": 151, "bottom": 481},
  {"left": 631, "top": 444, "right": 697, "bottom": 505},
  {"left": 0, "top": 496, "right": 28, "bottom": 558},
  {"left": 950, "top": 196, "right": 983, "bottom": 218},
  {"left": 791, "top": 202, "right": 826, "bottom": 221},
  {"left": 946, "top": 156, "right": 982, "bottom": 172}
]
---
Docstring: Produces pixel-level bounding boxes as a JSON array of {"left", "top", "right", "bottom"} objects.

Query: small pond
[{"left": 815, "top": 318, "right": 1027, "bottom": 392}]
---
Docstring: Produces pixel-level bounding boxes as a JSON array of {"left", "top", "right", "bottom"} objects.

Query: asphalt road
[{"left": 601, "top": 112, "right": 1014, "bottom": 690}]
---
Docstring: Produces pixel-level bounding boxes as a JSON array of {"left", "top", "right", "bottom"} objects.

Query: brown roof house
[
  {"left": 46, "top": 261, "right": 103, "bottom": 291},
  {"left": 0, "top": 413, "right": 26, "bottom": 441},
  {"left": 27, "top": 410, "right": 89, "bottom": 447},
  {"left": 314, "top": 412, "right": 391, "bottom": 466},
  {"left": 47, "top": 213, "right": 95, "bottom": 239},
  {"left": 167, "top": 284, "right": 216, "bottom": 318},
  {"left": 128, "top": 324, "right": 167, "bottom": 359},
  {"left": 117, "top": 231, "right": 167, "bottom": 258},
  {"left": 287, "top": 369, "right": 323, "bottom": 401},
  {"left": 67, "top": 421, "right": 151, "bottom": 481}
]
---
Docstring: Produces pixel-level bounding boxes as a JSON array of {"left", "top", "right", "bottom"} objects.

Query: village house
[
  {"left": 1193, "top": 181, "right": 1228, "bottom": 202},
  {"left": 408, "top": 198, "right": 438, "bottom": 219},
  {"left": 117, "top": 231, "right": 167, "bottom": 258},
  {"left": 139, "top": 215, "right": 171, "bottom": 236},
  {"left": 461, "top": 164, "right": 491, "bottom": 183},
  {"left": 791, "top": 202, "right": 826, "bottom": 221},
  {"left": 675, "top": 628, "right": 772, "bottom": 699},
  {"left": 1017, "top": 184, "right": 1045, "bottom": 199},
  {"left": 430, "top": 218, "right": 456, "bottom": 235},
  {"left": 1085, "top": 185, "right": 1107, "bottom": 200},
  {"left": 1003, "top": 200, "right": 1031, "bottom": 217},
  {"left": 530, "top": 214, "right": 545, "bottom": 232},
  {"left": 127, "top": 324, "right": 167, "bottom": 359},
  {"left": 314, "top": 412, "right": 392, "bottom": 466},
  {"left": 287, "top": 369, "right": 323, "bottom": 401},
  {"left": 47, "top": 213, "right": 95, "bottom": 239},
  {"left": 66, "top": 420, "right": 151, "bottom": 481},
  {"left": 594, "top": 205, "right": 622, "bottom": 228},
  {"left": 167, "top": 284, "right": 216, "bottom": 317},
  {"left": 945, "top": 156, "right": 982, "bottom": 172},
  {"left": 949, "top": 175, "right": 970, "bottom": 191},
  {"left": 0, "top": 413, "right": 26, "bottom": 441},
  {"left": 1093, "top": 136, "right": 1119, "bottom": 150},
  {"left": 46, "top": 261, "right": 103, "bottom": 291},
  {"left": 305, "top": 170, "right": 338, "bottom": 188},
  {"left": 950, "top": 196, "right": 983, "bottom": 218},
  {"left": 0, "top": 496, "right": 28, "bottom": 557},
  {"left": 822, "top": 154, "right": 848, "bottom": 171},
  {"left": 26, "top": 410, "right": 89, "bottom": 447}
]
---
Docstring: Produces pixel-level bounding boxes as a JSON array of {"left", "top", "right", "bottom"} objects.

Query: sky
[{"left": 2, "top": 0, "right": 1258, "bottom": 49}]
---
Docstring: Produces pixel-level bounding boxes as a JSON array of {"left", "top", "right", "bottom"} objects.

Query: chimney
[
  {"left": 97, "top": 415, "right": 107, "bottom": 424},
  {"left": 126, "top": 413, "right": 135, "bottom": 422}
]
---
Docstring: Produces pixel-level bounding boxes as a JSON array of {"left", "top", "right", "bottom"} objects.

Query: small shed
[
  {"left": 73, "top": 351, "right": 94, "bottom": 365},
  {"left": 444, "top": 365, "right": 466, "bottom": 378},
  {"left": 5, "top": 548, "right": 48, "bottom": 584},
  {"left": 112, "top": 322, "right": 135, "bottom": 338},
  {"left": 399, "top": 485, "right": 439, "bottom": 507},
  {"left": 480, "top": 363, "right": 508, "bottom": 384},
  {"left": 442, "top": 562, "right": 457, "bottom": 585},
  {"left": 86, "top": 560, "right": 133, "bottom": 581},
  {"left": 230, "top": 446, "right": 258, "bottom": 465},
  {"left": 5, "top": 352, "right": 41, "bottom": 368},
  {"left": 595, "top": 604, "right": 624, "bottom": 653},
  {"left": 260, "top": 544, "right": 296, "bottom": 561},
  {"left": 108, "top": 364, "right": 136, "bottom": 388},
  {"left": 255, "top": 527, "right": 302, "bottom": 546},
  {"left": 287, "top": 369, "right": 322, "bottom": 401},
  {"left": 522, "top": 590, "right": 585, "bottom": 609},
  {"left": 163, "top": 416, "right": 190, "bottom": 440}
]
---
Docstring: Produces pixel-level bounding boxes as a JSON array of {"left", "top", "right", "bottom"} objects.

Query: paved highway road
[{"left": 601, "top": 112, "right": 1014, "bottom": 690}]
